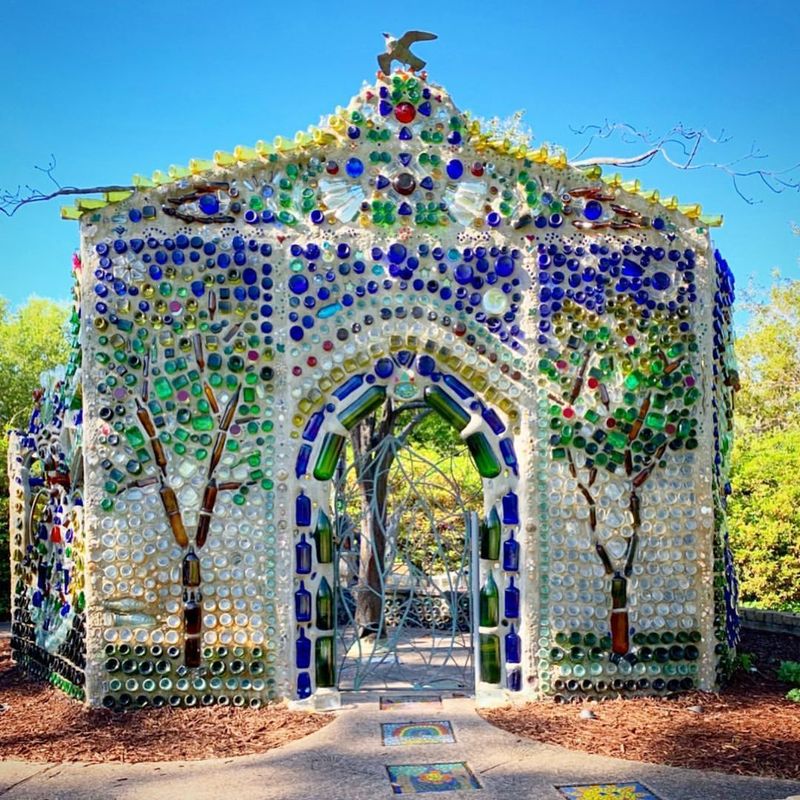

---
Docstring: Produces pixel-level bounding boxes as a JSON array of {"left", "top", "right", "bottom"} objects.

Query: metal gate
[{"left": 332, "top": 433, "right": 480, "bottom": 692}]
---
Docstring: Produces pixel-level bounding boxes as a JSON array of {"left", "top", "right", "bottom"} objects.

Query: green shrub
[
  {"left": 736, "top": 652, "right": 756, "bottom": 673},
  {"left": 728, "top": 428, "right": 800, "bottom": 607},
  {"left": 786, "top": 688, "right": 800, "bottom": 703},
  {"left": 778, "top": 661, "right": 800, "bottom": 686},
  {"left": 741, "top": 599, "right": 800, "bottom": 614}
]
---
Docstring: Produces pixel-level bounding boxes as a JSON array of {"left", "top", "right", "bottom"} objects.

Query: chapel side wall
[
  {"left": 80, "top": 229, "right": 110, "bottom": 706},
  {"left": 7, "top": 432, "right": 29, "bottom": 639},
  {"left": 695, "top": 238, "right": 720, "bottom": 691},
  {"left": 8, "top": 359, "right": 88, "bottom": 701},
  {"left": 708, "top": 248, "right": 740, "bottom": 682}
]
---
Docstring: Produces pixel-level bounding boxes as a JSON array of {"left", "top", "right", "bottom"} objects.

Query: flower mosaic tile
[
  {"left": 386, "top": 762, "right": 481, "bottom": 794},
  {"left": 556, "top": 782, "right": 664, "bottom": 800}
]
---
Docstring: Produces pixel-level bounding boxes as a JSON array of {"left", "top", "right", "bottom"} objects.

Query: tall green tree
[
  {"left": 735, "top": 278, "right": 800, "bottom": 437},
  {"left": 728, "top": 427, "right": 800, "bottom": 607},
  {"left": 730, "top": 251, "right": 800, "bottom": 608},
  {"left": 0, "top": 297, "right": 70, "bottom": 618}
]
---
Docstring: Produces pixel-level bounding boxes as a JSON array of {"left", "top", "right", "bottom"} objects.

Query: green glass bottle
[
  {"left": 314, "top": 509, "right": 334, "bottom": 564},
  {"left": 313, "top": 432, "right": 345, "bottom": 480},
  {"left": 480, "top": 571, "right": 499, "bottom": 627},
  {"left": 315, "top": 636, "right": 335, "bottom": 687},
  {"left": 424, "top": 385, "right": 470, "bottom": 431},
  {"left": 480, "top": 507, "right": 501, "bottom": 561},
  {"left": 479, "top": 633, "right": 501, "bottom": 684},
  {"left": 316, "top": 577, "right": 334, "bottom": 631},
  {"left": 338, "top": 386, "right": 386, "bottom": 430},
  {"left": 465, "top": 432, "right": 501, "bottom": 478}
]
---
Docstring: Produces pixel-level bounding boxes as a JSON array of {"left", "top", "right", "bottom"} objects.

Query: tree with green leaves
[
  {"left": 728, "top": 265, "right": 800, "bottom": 609},
  {"left": 728, "top": 427, "right": 800, "bottom": 607},
  {"left": 0, "top": 296, "right": 71, "bottom": 618},
  {"left": 735, "top": 277, "right": 800, "bottom": 437}
]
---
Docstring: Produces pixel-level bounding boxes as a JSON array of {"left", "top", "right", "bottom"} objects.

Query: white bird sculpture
[{"left": 378, "top": 31, "right": 438, "bottom": 74}]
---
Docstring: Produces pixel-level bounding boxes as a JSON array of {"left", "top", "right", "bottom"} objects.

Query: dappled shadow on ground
[
  {"left": 0, "top": 640, "right": 331, "bottom": 763},
  {"left": 482, "top": 630, "right": 800, "bottom": 781}
]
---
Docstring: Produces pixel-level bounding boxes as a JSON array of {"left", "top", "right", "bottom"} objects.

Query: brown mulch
[
  {"left": 0, "top": 638, "right": 331, "bottom": 763},
  {"left": 481, "top": 629, "right": 800, "bottom": 781}
]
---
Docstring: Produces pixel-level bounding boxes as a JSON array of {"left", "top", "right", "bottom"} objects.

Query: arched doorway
[
  {"left": 332, "top": 406, "right": 482, "bottom": 693},
  {"left": 290, "top": 349, "right": 524, "bottom": 703}
]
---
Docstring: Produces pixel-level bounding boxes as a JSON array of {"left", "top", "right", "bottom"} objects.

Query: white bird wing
[{"left": 397, "top": 30, "right": 438, "bottom": 48}]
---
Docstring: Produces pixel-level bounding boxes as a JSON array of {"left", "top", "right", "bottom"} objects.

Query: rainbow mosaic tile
[
  {"left": 556, "top": 782, "right": 664, "bottom": 800},
  {"left": 387, "top": 762, "right": 481, "bottom": 794},
  {"left": 382, "top": 720, "right": 456, "bottom": 746}
]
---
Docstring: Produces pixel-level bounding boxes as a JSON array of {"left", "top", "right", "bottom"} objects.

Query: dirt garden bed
[
  {"left": 0, "top": 638, "right": 331, "bottom": 763},
  {"left": 482, "top": 628, "right": 800, "bottom": 781}
]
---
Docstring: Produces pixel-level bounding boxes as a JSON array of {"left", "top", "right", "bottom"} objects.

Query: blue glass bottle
[
  {"left": 303, "top": 412, "right": 325, "bottom": 442},
  {"left": 499, "top": 438, "right": 517, "bottom": 470},
  {"left": 295, "top": 491, "right": 311, "bottom": 527},
  {"left": 505, "top": 624, "right": 521, "bottom": 664},
  {"left": 507, "top": 667, "right": 522, "bottom": 691},
  {"left": 296, "top": 627, "right": 311, "bottom": 669},
  {"left": 295, "top": 444, "right": 312, "bottom": 478},
  {"left": 295, "top": 533, "right": 312, "bottom": 575},
  {"left": 332, "top": 374, "right": 363, "bottom": 400},
  {"left": 295, "top": 580, "right": 312, "bottom": 622},
  {"left": 482, "top": 406, "right": 506, "bottom": 435},
  {"left": 442, "top": 373, "right": 473, "bottom": 399},
  {"left": 501, "top": 491, "right": 519, "bottom": 525},
  {"left": 504, "top": 577, "right": 520, "bottom": 619},
  {"left": 503, "top": 530, "right": 520, "bottom": 573},
  {"left": 297, "top": 671, "right": 312, "bottom": 699}
]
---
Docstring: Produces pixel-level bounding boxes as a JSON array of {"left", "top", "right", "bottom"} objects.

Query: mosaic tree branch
[{"left": 128, "top": 379, "right": 244, "bottom": 665}]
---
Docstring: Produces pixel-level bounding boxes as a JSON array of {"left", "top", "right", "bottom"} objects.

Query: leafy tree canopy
[
  {"left": 0, "top": 296, "right": 70, "bottom": 618},
  {"left": 735, "top": 278, "right": 800, "bottom": 437},
  {"left": 0, "top": 297, "right": 71, "bottom": 430},
  {"left": 728, "top": 427, "right": 800, "bottom": 606}
]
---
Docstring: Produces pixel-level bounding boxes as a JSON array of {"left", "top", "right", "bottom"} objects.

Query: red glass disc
[{"left": 394, "top": 102, "right": 416, "bottom": 123}]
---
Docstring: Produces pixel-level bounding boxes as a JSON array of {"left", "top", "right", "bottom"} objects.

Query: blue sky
[{"left": 2, "top": 0, "right": 798, "bottom": 324}]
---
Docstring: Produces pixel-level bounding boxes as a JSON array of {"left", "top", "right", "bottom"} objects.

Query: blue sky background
[{"left": 2, "top": 0, "right": 798, "bottom": 327}]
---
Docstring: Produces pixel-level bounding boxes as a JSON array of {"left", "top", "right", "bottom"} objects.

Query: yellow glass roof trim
[{"left": 60, "top": 72, "right": 722, "bottom": 227}]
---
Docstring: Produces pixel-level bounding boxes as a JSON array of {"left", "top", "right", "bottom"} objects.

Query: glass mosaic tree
[{"left": 540, "top": 296, "right": 700, "bottom": 654}]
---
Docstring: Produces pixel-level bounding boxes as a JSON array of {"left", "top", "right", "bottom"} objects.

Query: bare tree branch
[
  {"left": 568, "top": 120, "right": 800, "bottom": 205},
  {"left": 1, "top": 154, "right": 134, "bottom": 218}
]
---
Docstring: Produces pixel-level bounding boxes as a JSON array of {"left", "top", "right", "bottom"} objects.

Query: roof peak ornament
[{"left": 378, "top": 30, "right": 437, "bottom": 75}]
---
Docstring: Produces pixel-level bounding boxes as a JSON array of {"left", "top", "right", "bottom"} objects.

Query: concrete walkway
[{"left": 1, "top": 693, "right": 799, "bottom": 800}]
